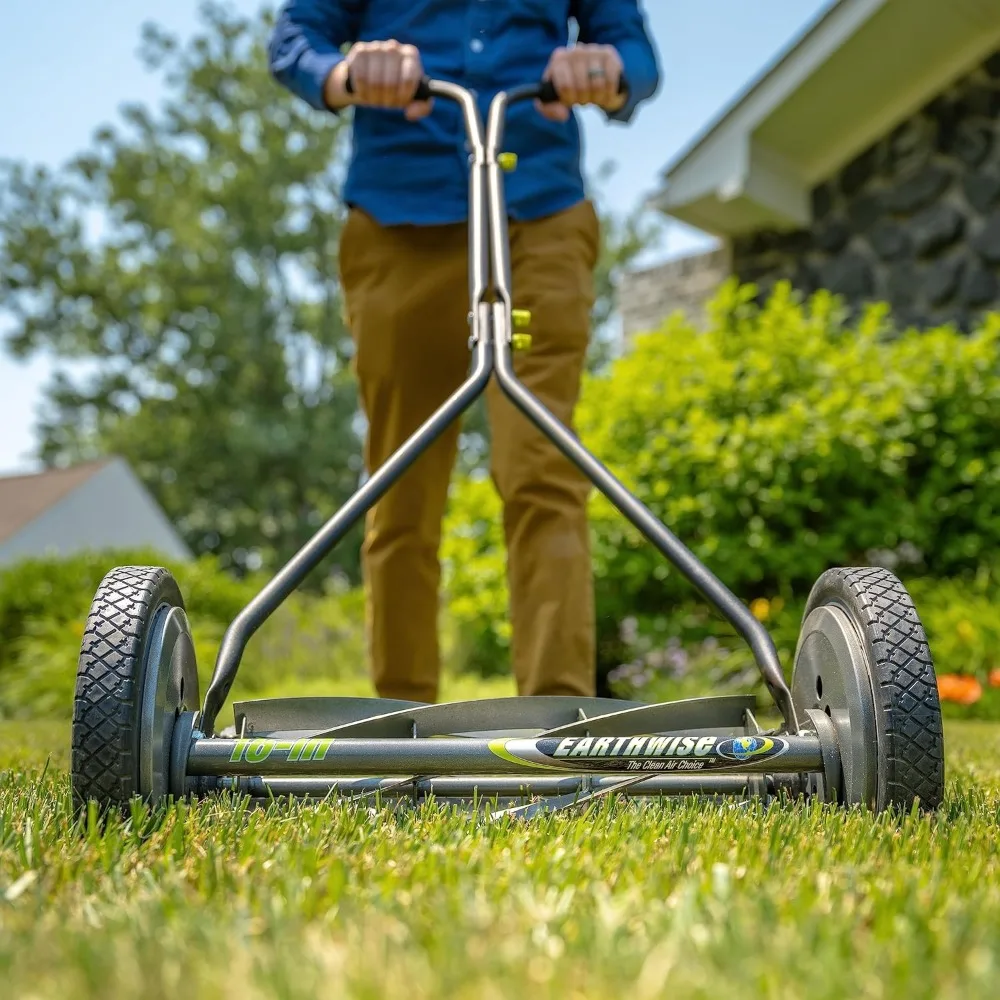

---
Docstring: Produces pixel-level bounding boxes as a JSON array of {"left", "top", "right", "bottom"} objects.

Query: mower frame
[
  {"left": 70, "top": 79, "right": 946, "bottom": 820},
  {"left": 198, "top": 78, "right": 798, "bottom": 738}
]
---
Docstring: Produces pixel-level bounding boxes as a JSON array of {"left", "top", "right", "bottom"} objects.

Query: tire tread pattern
[
  {"left": 70, "top": 565, "right": 181, "bottom": 811},
  {"left": 816, "top": 566, "right": 945, "bottom": 810}
]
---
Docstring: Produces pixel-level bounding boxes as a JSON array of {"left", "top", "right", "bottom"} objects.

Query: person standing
[{"left": 270, "top": 1, "right": 660, "bottom": 703}]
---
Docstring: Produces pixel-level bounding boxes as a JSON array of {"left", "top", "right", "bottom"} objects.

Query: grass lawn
[{"left": 1, "top": 705, "right": 999, "bottom": 999}]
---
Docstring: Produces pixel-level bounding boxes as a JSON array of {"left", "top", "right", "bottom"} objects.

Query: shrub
[
  {"left": 583, "top": 282, "right": 1000, "bottom": 614},
  {"left": 0, "top": 547, "right": 259, "bottom": 670},
  {"left": 907, "top": 569, "right": 1000, "bottom": 683},
  {"left": 604, "top": 564, "right": 1000, "bottom": 709},
  {"left": 442, "top": 282, "right": 1000, "bottom": 675},
  {"left": 0, "top": 549, "right": 368, "bottom": 720}
]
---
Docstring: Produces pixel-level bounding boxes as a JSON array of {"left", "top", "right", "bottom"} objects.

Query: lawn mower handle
[
  {"left": 344, "top": 74, "right": 628, "bottom": 110},
  {"left": 199, "top": 74, "right": 799, "bottom": 738}
]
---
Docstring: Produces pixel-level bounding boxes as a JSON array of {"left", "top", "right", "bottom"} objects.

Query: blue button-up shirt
[{"left": 269, "top": 1, "right": 660, "bottom": 226}]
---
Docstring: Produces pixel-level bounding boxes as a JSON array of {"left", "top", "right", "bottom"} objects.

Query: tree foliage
[{"left": 0, "top": 2, "right": 360, "bottom": 576}]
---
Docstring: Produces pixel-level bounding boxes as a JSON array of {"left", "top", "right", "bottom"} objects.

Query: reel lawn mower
[{"left": 69, "top": 78, "right": 945, "bottom": 819}]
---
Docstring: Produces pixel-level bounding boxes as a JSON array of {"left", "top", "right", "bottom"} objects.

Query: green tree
[{"left": 0, "top": 2, "right": 361, "bottom": 578}]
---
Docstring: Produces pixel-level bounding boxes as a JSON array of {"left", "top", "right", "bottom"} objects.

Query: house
[
  {"left": 0, "top": 456, "right": 191, "bottom": 566},
  {"left": 621, "top": 0, "right": 1000, "bottom": 338}
]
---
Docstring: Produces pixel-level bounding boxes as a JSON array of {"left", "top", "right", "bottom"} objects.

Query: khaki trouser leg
[
  {"left": 487, "top": 199, "right": 600, "bottom": 697},
  {"left": 339, "top": 199, "right": 600, "bottom": 702},
  {"left": 339, "top": 210, "right": 470, "bottom": 703}
]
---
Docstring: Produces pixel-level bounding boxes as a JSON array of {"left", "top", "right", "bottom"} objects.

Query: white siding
[{"left": 0, "top": 458, "right": 191, "bottom": 565}]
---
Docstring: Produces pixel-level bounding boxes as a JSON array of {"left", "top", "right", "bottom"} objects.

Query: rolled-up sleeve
[
  {"left": 269, "top": 1, "right": 363, "bottom": 111},
  {"left": 575, "top": 0, "right": 661, "bottom": 123}
]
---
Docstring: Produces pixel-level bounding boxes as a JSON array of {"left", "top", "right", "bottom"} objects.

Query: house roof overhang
[{"left": 651, "top": 0, "right": 1000, "bottom": 237}]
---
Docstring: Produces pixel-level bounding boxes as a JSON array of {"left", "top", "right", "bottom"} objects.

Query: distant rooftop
[{"left": 0, "top": 459, "right": 112, "bottom": 544}]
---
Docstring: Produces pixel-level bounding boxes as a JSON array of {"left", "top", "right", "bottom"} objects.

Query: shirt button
[{"left": 470, "top": 38, "right": 484, "bottom": 53}]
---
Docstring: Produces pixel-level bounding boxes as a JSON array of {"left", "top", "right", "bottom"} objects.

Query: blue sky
[{"left": 0, "top": 0, "right": 833, "bottom": 473}]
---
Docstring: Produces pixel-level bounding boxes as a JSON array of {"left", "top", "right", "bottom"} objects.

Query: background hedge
[
  {"left": 442, "top": 281, "right": 1000, "bottom": 682},
  {"left": 2, "top": 282, "right": 998, "bottom": 719}
]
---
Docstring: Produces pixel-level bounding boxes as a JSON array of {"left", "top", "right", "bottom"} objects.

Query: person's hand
[
  {"left": 537, "top": 44, "right": 626, "bottom": 122},
  {"left": 324, "top": 40, "right": 432, "bottom": 121}
]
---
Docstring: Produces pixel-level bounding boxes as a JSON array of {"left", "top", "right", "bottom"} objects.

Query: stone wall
[
  {"left": 619, "top": 247, "right": 730, "bottom": 339},
  {"left": 733, "top": 50, "right": 1000, "bottom": 331}
]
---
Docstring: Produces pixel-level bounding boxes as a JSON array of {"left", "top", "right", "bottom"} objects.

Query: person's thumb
[{"left": 405, "top": 99, "right": 434, "bottom": 121}]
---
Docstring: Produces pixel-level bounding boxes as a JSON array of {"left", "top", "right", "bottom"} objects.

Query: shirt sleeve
[
  {"left": 268, "top": 1, "right": 364, "bottom": 111},
  {"left": 574, "top": 0, "right": 661, "bottom": 124}
]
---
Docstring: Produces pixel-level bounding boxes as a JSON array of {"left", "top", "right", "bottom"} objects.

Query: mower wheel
[
  {"left": 791, "top": 566, "right": 944, "bottom": 812},
  {"left": 71, "top": 566, "right": 199, "bottom": 813}
]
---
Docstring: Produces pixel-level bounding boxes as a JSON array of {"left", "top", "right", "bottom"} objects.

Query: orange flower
[
  {"left": 937, "top": 673, "right": 983, "bottom": 706},
  {"left": 989, "top": 668, "right": 1000, "bottom": 689}
]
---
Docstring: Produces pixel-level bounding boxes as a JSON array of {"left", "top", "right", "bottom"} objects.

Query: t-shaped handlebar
[
  {"left": 198, "top": 72, "right": 800, "bottom": 737},
  {"left": 344, "top": 74, "right": 629, "bottom": 162},
  {"left": 345, "top": 73, "right": 627, "bottom": 107}
]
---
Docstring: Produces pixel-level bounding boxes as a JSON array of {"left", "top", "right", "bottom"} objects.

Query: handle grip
[
  {"left": 344, "top": 72, "right": 627, "bottom": 109},
  {"left": 344, "top": 72, "right": 433, "bottom": 103},
  {"left": 537, "top": 76, "right": 629, "bottom": 105}
]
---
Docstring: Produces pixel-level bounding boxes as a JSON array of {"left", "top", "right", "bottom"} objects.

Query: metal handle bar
[
  {"left": 344, "top": 73, "right": 630, "bottom": 159},
  {"left": 198, "top": 69, "right": 798, "bottom": 737}
]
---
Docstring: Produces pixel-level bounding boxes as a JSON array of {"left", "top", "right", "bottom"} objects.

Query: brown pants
[{"left": 338, "top": 199, "right": 600, "bottom": 703}]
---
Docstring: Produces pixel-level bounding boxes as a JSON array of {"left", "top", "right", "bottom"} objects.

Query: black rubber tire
[
  {"left": 71, "top": 566, "right": 184, "bottom": 813},
  {"left": 803, "top": 566, "right": 945, "bottom": 811}
]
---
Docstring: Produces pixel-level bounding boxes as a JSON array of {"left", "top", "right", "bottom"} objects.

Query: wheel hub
[
  {"left": 791, "top": 604, "right": 879, "bottom": 806},
  {"left": 139, "top": 605, "right": 200, "bottom": 801}
]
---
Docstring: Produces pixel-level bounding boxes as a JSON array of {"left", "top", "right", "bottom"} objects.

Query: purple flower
[
  {"left": 645, "top": 649, "right": 666, "bottom": 670},
  {"left": 620, "top": 617, "right": 639, "bottom": 644}
]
